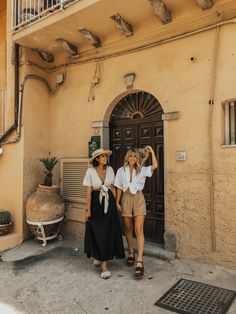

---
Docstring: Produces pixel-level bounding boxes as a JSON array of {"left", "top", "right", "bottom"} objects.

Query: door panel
[
  {"left": 111, "top": 125, "right": 138, "bottom": 172},
  {"left": 110, "top": 120, "right": 164, "bottom": 243}
]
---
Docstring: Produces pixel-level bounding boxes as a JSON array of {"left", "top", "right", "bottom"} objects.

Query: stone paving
[{"left": 0, "top": 237, "right": 236, "bottom": 314}]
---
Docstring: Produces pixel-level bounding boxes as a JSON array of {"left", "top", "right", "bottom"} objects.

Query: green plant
[
  {"left": 0, "top": 209, "right": 11, "bottom": 225},
  {"left": 39, "top": 157, "right": 58, "bottom": 186}
]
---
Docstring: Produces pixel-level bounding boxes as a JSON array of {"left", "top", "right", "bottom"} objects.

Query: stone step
[
  {"left": 0, "top": 233, "right": 22, "bottom": 252},
  {"left": 122, "top": 236, "right": 176, "bottom": 261}
]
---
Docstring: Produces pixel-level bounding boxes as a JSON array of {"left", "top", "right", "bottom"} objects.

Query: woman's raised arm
[{"left": 145, "top": 145, "right": 158, "bottom": 171}]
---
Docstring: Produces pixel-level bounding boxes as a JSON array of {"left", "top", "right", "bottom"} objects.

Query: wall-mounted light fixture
[
  {"left": 32, "top": 48, "right": 54, "bottom": 63},
  {"left": 196, "top": 0, "right": 213, "bottom": 10},
  {"left": 110, "top": 14, "right": 133, "bottom": 37},
  {"left": 123, "top": 73, "right": 136, "bottom": 89},
  {"left": 149, "top": 0, "right": 172, "bottom": 24},
  {"left": 56, "top": 38, "right": 79, "bottom": 56},
  {"left": 79, "top": 28, "right": 101, "bottom": 48}
]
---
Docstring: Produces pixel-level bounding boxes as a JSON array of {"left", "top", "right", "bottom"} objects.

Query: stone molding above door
[{"left": 91, "top": 120, "right": 109, "bottom": 149}]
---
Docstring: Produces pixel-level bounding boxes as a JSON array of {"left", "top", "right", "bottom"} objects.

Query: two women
[{"left": 83, "top": 146, "right": 157, "bottom": 279}]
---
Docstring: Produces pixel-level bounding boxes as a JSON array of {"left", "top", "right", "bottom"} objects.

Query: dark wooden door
[{"left": 109, "top": 92, "right": 164, "bottom": 243}]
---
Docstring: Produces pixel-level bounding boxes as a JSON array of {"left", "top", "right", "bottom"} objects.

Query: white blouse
[
  {"left": 114, "top": 166, "right": 153, "bottom": 195},
  {"left": 83, "top": 166, "right": 115, "bottom": 214},
  {"left": 83, "top": 166, "right": 115, "bottom": 189}
]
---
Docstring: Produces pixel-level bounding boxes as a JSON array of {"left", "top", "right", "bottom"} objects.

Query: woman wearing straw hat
[
  {"left": 115, "top": 146, "right": 158, "bottom": 279},
  {"left": 83, "top": 148, "right": 125, "bottom": 279}
]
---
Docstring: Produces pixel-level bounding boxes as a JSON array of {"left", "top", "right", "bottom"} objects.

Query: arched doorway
[{"left": 109, "top": 91, "right": 164, "bottom": 243}]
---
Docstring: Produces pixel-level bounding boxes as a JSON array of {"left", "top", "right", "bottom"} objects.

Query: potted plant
[
  {"left": 26, "top": 157, "right": 65, "bottom": 246},
  {"left": 40, "top": 157, "right": 58, "bottom": 186}
]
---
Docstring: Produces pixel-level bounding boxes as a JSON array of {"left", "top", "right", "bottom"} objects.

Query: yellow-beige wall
[
  {"left": 0, "top": 7, "right": 6, "bottom": 89},
  {"left": 0, "top": 4, "right": 6, "bottom": 135},
  {"left": 46, "top": 25, "right": 235, "bottom": 268},
  {"left": 0, "top": 2, "right": 236, "bottom": 269},
  {"left": 0, "top": 1, "right": 23, "bottom": 249}
]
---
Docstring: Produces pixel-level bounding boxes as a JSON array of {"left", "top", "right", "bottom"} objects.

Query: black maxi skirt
[{"left": 84, "top": 190, "right": 125, "bottom": 261}]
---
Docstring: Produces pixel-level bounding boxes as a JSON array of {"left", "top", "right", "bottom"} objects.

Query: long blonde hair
[{"left": 123, "top": 149, "right": 142, "bottom": 174}]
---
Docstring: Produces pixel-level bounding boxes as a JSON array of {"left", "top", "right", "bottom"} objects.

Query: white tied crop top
[
  {"left": 83, "top": 166, "right": 115, "bottom": 214},
  {"left": 114, "top": 166, "right": 153, "bottom": 195}
]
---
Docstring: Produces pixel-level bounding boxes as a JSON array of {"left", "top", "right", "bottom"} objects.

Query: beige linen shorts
[{"left": 121, "top": 190, "right": 146, "bottom": 217}]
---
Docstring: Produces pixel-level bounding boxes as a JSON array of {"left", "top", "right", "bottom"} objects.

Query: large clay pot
[{"left": 26, "top": 185, "right": 65, "bottom": 241}]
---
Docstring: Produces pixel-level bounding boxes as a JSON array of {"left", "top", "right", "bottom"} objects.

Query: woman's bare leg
[
  {"left": 100, "top": 261, "right": 111, "bottom": 279},
  {"left": 101, "top": 261, "right": 107, "bottom": 272},
  {"left": 134, "top": 215, "right": 145, "bottom": 265},
  {"left": 123, "top": 217, "right": 134, "bottom": 255}
]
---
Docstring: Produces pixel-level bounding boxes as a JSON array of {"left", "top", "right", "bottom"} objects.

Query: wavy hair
[{"left": 123, "top": 148, "right": 142, "bottom": 174}]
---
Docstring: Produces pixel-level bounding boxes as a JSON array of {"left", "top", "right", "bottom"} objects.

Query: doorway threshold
[{"left": 122, "top": 236, "right": 176, "bottom": 262}]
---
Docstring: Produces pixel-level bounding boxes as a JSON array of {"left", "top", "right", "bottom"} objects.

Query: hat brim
[{"left": 90, "top": 150, "right": 112, "bottom": 163}]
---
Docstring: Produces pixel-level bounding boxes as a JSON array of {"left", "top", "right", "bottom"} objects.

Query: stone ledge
[
  {"left": 0, "top": 233, "right": 22, "bottom": 252},
  {"left": 63, "top": 208, "right": 177, "bottom": 262},
  {"left": 67, "top": 206, "right": 85, "bottom": 223},
  {"left": 123, "top": 236, "right": 176, "bottom": 261}
]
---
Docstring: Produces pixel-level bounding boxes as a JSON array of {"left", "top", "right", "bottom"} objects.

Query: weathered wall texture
[
  {"left": 1, "top": 0, "right": 236, "bottom": 269},
  {"left": 0, "top": 5, "right": 6, "bottom": 135},
  {"left": 0, "top": 3, "right": 23, "bottom": 250},
  {"left": 21, "top": 50, "right": 52, "bottom": 237},
  {"left": 0, "top": 8, "right": 6, "bottom": 89},
  {"left": 44, "top": 25, "right": 236, "bottom": 268},
  {"left": 164, "top": 24, "right": 236, "bottom": 268}
]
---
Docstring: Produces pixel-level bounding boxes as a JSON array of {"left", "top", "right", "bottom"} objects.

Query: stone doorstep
[
  {"left": 122, "top": 236, "right": 176, "bottom": 261},
  {"left": 65, "top": 205, "right": 176, "bottom": 262}
]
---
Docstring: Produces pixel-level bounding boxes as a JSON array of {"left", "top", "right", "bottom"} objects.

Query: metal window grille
[
  {"left": 60, "top": 158, "right": 89, "bottom": 203},
  {"left": 12, "top": 0, "right": 78, "bottom": 32},
  {"left": 224, "top": 101, "right": 236, "bottom": 145},
  {"left": 0, "top": 89, "right": 5, "bottom": 135}
]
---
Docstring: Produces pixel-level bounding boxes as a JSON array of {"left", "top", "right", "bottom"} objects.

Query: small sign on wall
[
  {"left": 162, "top": 111, "right": 180, "bottom": 120},
  {"left": 176, "top": 151, "right": 186, "bottom": 161}
]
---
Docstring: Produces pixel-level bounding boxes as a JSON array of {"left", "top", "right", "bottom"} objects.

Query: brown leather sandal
[
  {"left": 135, "top": 261, "right": 144, "bottom": 279},
  {"left": 126, "top": 252, "right": 135, "bottom": 267}
]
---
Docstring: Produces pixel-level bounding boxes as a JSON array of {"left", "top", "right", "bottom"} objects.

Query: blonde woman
[
  {"left": 83, "top": 148, "right": 125, "bottom": 279},
  {"left": 115, "top": 146, "right": 158, "bottom": 279}
]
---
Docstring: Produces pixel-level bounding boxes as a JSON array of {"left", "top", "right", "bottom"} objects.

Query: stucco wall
[
  {"left": 1, "top": 3, "right": 236, "bottom": 268},
  {"left": 21, "top": 53, "right": 52, "bottom": 237},
  {"left": 0, "top": 8, "right": 6, "bottom": 89},
  {"left": 0, "top": 7, "right": 6, "bottom": 136},
  {"left": 44, "top": 24, "right": 236, "bottom": 268},
  {"left": 0, "top": 4, "right": 24, "bottom": 249}
]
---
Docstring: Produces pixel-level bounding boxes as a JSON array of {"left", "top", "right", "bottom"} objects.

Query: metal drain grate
[{"left": 155, "top": 278, "right": 236, "bottom": 314}]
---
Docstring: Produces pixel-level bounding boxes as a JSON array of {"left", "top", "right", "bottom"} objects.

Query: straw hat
[{"left": 90, "top": 148, "right": 112, "bottom": 162}]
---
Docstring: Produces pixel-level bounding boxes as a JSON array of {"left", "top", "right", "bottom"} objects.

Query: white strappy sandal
[{"left": 100, "top": 271, "right": 111, "bottom": 279}]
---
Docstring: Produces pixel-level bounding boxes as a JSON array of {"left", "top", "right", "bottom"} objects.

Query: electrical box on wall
[
  {"left": 88, "top": 136, "right": 101, "bottom": 158},
  {"left": 176, "top": 151, "right": 186, "bottom": 161}
]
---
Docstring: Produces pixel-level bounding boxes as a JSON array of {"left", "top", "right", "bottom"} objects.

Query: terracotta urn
[{"left": 26, "top": 185, "right": 65, "bottom": 239}]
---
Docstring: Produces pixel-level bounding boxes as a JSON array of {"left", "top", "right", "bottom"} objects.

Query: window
[
  {"left": 223, "top": 100, "right": 236, "bottom": 145},
  {"left": 60, "top": 158, "right": 89, "bottom": 202}
]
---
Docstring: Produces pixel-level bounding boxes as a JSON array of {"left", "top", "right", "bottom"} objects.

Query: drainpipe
[
  {"left": 208, "top": 14, "right": 221, "bottom": 252},
  {"left": 0, "top": 43, "right": 20, "bottom": 144},
  {"left": 0, "top": 51, "right": 60, "bottom": 146}
]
